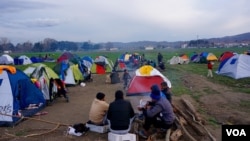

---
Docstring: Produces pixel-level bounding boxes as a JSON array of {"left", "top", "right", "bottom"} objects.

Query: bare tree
[
  {"left": 43, "top": 38, "right": 57, "bottom": 51},
  {"left": 0, "top": 37, "right": 10, "bottom": 51}
]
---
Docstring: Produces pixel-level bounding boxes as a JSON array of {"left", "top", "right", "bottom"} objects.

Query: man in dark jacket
[
  {"left": 107, "top": 90, "right": 135, "bottom": 134},
  {"left": 161, "top": 81, "right": 172, "bottom": 104},
  {"left": 138, "top": 85, "right": 175, "bottom": 139}
]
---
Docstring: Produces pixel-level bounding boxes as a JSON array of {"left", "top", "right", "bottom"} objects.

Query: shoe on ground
[{"left": 138, "top": 130, "right": 148, "bottom": 139}]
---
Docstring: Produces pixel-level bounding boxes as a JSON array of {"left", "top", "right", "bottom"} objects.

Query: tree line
[{"left": 0, "top": 38, "right": 105, "bottom": 53}]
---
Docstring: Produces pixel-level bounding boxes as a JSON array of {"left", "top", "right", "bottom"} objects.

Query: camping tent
[
  {"left": 219, "top": 51, "right": 235, "bottom": 62},
  {"left": 24, "top": 63, "right": 59, "bottom": 101},
  {"left": 190, "top": 52, "right": 200, "bottom": 63},
  {"left": 57, "top": 52, "right": 80, "bottom": 64},
  {"left": 116, "top": 53, "right": 141, "bottom": 71},
  {"left": 126, "top": 65, "right": 171, "bottom": 96},
  {"left": 91, "top": 56, "right": 113, "bottom": 74},
  {"left": 179, "top": 54, "right": 190, "bottom": 64},
  {"left": 81, "top": 56, "right": 94, "bottom": 69},
  {"left": 216, "top": 54, "right": 250, "bottom": 79},
  {"left": 54, "top": 61, "right": 75, "bottom": 85},
  {"left": 169, "top": 54, "right": 189, "bottom": 65},
  {"left": 206, "top": 53, "right": 218, "bottom": 61},
  {"left": 15, "top": 55, "right": 32, "bottom": 65},
  {"left": 169, "top": 56, "right": 182, "bottom": 64},
  {"left": 54, "top": 61, "right": 83, "bottom": 85},
  {"left": 0, "top": 66, "right": 46, "bottom": 127},
  {"left": 30, "top": 56, "right": 44, "bottom": 63},
  {"left": 0, "top": 54, "right": 14, "bottom": 65}
]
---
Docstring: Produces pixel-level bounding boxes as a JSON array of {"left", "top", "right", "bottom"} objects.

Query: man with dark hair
[
  {"left": 107, "top": 90, "right": 135, "bottom": 134},
  {"left": 89, "top": 92, "right": 109, "bottom": 125},
  {"left": 161, "top": 82, "right": 173, "bottom": 104}
]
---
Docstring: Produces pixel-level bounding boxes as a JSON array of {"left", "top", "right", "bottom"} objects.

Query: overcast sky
[{"left": 1, "top": 0, "right": 250, "bottom": 44}]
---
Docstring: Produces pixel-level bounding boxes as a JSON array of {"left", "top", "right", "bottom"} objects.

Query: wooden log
[
  {"left": 181, "top": 98, "right": 202, "bottom": 121},
  {"left": 165, "top": 128, "right": 171, "bottom": 141},
  {"left": 175, "top": 117, "right": 197, "bottom": 141},
  {"left": 170, "top": 129, "right": 182, "bottom": 141},
  {"left": 173, "top": 104, "right": 206, "bottom": 136}
]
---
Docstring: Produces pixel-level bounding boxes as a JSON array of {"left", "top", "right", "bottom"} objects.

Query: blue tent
[
  {"left": 0, "top": 66, "right": 46, "bottom": 127},
  {"left": 30, "top": 56, "right": 44, "bottom": 63}
]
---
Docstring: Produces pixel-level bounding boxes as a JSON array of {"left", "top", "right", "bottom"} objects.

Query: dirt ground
[{"left": 0, "top": 72, "right": 250, "bottom": 141}]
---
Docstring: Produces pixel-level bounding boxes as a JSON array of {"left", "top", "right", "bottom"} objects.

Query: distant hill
[
  {"left": 111, "top": 32, "right": 250, "bottom": 49},
  {"left": 208, "top": 32, "right": 250, "bottom": 43}
]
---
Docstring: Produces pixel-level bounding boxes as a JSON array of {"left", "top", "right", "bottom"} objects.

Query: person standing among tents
[
  {"left": 122, "top": 69, "right": 131, "bottom": 89},
  {"left": 207, "top": 61, "right": 213, "bottom": 78},
  {"left": 107, "top": 90, "right": 135, "bottom": 134},
  {"left": 137, "top": 84, "right": 175, "bottom": 139},
  {"left": 157, "top": 52, "right": 163, "bottom": 66},
  {"left": 88, "top": 92, "right": 109, "bottom": 125}
]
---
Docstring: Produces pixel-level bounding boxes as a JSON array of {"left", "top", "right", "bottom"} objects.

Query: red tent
[
  {"left": 126, "top": 65, "right": 171, "bottom": 96},
  {"left": 219, "top": 51, "right": 234, "bottom": 62}
]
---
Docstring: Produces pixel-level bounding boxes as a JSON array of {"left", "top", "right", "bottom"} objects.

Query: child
[
  {"left": 207, "top": 61, "right": 213, "bottom": 77},
  {"left": 122, "top": 69, "right": 131, "bottom": 89}
]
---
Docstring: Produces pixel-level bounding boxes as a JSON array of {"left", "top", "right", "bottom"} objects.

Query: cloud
[
  {"left": 0, "top": 0, "right": 250, "bottom": 44},
  {"left": 0, "top": 0, "right": 52, "bottom": 14},
  {"left": 20, "top": 18, "right": 61, "bottom": 27}
]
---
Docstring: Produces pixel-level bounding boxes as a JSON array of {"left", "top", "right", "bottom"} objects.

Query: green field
[{"left": 10, "top": 47, "right": 250, "bottom": 95}]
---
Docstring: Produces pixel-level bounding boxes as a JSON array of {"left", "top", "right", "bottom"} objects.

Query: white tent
[
  {"left": 19, "top": 55, "right": 32, "bottom": 65},
  {"left": 169, "top": 56, "right": 184, "bottom": 64},
  {"left": 216, "top": 54, "right": 250, "bottom": 79},
  {"left": 0, "top": 54, "right": 14, "bottom": 65}
]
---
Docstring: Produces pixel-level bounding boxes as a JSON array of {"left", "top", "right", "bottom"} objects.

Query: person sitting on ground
[
  {"left": 107, "top": 90, "right": 135, "bottom": 134},
  {"left": 137, "top": 84, "right": 175, "bottom": 139},
  {"left": 158, "top": 62, "right": 165, "bottom": 71},
  {"left": 54, "top": 78, "right": 69, "bottom": 102},
  {"left": 161, "top": 82, "right": 173, "bottom": 104},
  {"left": 110, "top": 69, "right": 120, "bottom": 84},
  {"left": 83, "top": 67, "right": 93, "bottom": 82},
  {"left": 89, "top": 92, "right": 109, "bottom": 125}
]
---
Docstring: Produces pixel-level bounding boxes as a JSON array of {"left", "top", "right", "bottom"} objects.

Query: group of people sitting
[{"left": 88, "top": 81, "right": 174, "bottom": 139}]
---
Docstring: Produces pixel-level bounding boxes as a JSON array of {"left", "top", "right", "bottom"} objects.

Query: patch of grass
[
  {"left": 190, "top": 91, "right": 203, "bottom": 101},
  {"left": 15, "top": 130, "right": 27, "bottom": 136},
  {"left": 207, "top": 117, "right": 220, "bottom": 127},
  {"left": 239, "top": 100, "right": 250, "bottom": 109},
  {"left": 11, "top": 48, "right": 250, "bottom": 94},
  {"left": 163, "top": 65, "right": 192, "bottom": 97},
  {"left": 203, "top": 87, "right": 220, "bottom": 94}
]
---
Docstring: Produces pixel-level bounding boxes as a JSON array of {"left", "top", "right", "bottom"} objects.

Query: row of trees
[{"left": 0, "top": 38, "right": 106, "bottom": 53}]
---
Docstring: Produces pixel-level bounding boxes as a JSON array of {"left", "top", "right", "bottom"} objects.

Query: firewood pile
[{"left": 136, "top": 97, "right": 217, "bottom": 141}]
